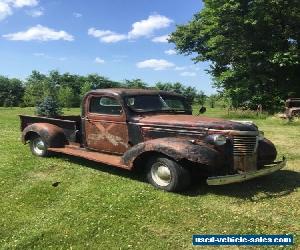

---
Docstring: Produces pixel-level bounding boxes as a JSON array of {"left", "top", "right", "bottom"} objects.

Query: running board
[{"left": 48, "top": 145, "right": 130, "bottom": 170}]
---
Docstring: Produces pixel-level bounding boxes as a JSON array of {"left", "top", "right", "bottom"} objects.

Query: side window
[
  {"left": 164, "top": 99, "right": 185, "bottom": 110},
  {"left": 89, "top": 96, "right": 122, "bottom": 115}
]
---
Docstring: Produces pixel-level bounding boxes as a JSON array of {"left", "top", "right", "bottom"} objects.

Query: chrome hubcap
[
  {"left": 151, "top": 163, "right": 172, "bottom": 186},
  {"left": 33, "top": 138, "right": 45, "bottom": 155}
]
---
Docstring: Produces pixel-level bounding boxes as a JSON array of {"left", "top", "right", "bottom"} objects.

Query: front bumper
[{"left": 207, "top": 157, "right": 286, "bottom": 185}]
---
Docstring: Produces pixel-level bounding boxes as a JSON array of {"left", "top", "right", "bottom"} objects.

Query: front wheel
[
  {"left": 30, "top": 136, "right": 49, "bottom": 157},
  {"left": 146, "top": 156, "right": 191, "bottom": 192}
]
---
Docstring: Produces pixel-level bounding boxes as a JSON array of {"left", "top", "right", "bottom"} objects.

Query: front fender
[
  {"left": 121, "top": 137, "right": 223, "bottom": 168},
  {"left": 22, "top": 123, "right": 67, "bottom": 148}
]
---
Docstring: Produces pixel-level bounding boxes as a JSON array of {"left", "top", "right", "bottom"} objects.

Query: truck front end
[{"left": 204, "top": 127, "right": 286, "bottom": 185}]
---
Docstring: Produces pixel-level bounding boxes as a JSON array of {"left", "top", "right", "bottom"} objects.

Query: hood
[{"left": 136, "top": 114, "right": 257, "bottom": 131}]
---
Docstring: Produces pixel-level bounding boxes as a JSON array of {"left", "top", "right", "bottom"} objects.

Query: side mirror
[{"left": 199, "top": 106, "right": 206, "bottom": 114}]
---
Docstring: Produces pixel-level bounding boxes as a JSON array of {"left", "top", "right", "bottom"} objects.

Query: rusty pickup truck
[
  {"left": 20, "top": 89, "right": 286, "bottom": 192},
  {"left": 285, "top": 98, "right": 300, "bottom": 119}
]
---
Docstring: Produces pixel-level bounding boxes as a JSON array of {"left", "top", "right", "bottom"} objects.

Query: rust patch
[
  {"left": 121, "top": 137, "right": 224, "bottom": 169},
  {"left": 22, "top": 123, "right": 68, "bottom": 147}
]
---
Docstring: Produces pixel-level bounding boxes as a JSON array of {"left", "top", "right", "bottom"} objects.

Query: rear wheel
[
  {"left": 146, "top": 156, "right": 191, "bottom": 192},
  {"left": 30, "top": 136, "right": 49, "bottom": 157}
]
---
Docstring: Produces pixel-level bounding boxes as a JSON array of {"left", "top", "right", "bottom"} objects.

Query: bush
[{"left": 36, "top": 96, "right": 63, "bottom": 117}]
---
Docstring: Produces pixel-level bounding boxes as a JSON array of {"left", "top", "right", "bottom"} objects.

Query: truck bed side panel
[{"left": 20, "top": 115, "right": 81, "bottom": 143}]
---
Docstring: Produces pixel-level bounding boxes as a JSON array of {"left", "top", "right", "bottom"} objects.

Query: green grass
[{"left": 0, "top": 107, "right": 299, "bottom": 249}]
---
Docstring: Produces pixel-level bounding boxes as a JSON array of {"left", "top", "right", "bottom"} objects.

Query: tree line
[
  {"left": 170, "top": 0, "right": 300, "bottom": 113},
  {"left": 0, "top": 70, "right": 207, "bottom": 108}
]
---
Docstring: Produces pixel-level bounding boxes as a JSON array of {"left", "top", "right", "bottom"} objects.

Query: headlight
[
  {"left": 258, "top": 131, "right": 264, "bottom": 140},
  {"left": 209, "top": 134, "right": 227, "bottom": 146}
]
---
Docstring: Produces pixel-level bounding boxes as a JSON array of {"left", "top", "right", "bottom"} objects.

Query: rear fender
[
  {"left": 121, "top": 137, "right": 222, "bottom": 169},
  {"left": 22, "top": 123, "right": 67, "bottom": 148}
]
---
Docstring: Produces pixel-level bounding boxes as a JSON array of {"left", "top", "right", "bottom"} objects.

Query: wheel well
[
  {"left": 24, "top": 131, "right": 39, "bottom": 143},
  {"left": 132, "top": 151, "right": 171, "bottom": 171}
]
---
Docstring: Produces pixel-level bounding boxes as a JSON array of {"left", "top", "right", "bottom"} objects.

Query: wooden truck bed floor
[{"left": 48, "top": 145, "right": 130, "bottom": 170}]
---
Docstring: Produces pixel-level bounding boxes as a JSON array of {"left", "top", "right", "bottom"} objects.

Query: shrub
[{"left": 36, "top": 96, "right": 63, "bottom": 117}]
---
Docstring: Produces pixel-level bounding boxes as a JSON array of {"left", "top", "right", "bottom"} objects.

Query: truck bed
[{"left": 20, "top": 115, "right": 82, "bottom": 143}]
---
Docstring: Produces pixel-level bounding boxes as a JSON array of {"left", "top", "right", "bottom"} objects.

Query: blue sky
[{"left": 0, "top": 0, "right": 215, "bottom": 94}]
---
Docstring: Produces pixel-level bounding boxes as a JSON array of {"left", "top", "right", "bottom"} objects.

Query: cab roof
[{"left": 88, "top": 88, "right": 183, "bottom": 97}]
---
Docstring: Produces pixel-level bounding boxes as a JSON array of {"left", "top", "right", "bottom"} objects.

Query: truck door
[{"left": 83, "top": 95, "right": 129, "bottom": 154}]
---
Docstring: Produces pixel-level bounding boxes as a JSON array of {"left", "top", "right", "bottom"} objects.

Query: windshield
[
  {"left": 287, "top": 101, "right": 300, "bottom": 108},
  {"left": 125, "top": 94, "right": 192, "bottom": 113}
]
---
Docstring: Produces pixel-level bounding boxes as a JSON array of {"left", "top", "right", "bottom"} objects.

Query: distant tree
[
  {"left": 0, "top": 76, "right": 24, "bottom": 107},
  {"left": 207, "top": 94, "right": 218, "bottom": 108},
  {"left": 182, "top": 86, "right": 198, "bottom": 106},
  {"left": 155, "top": 81, "right": 198, "bottom": 105},
  {"left": 124, "top": 79, "right": 147, "bottom": 89},
  {"left": 170, "top": 0, "right": 300, "bottom": 112},
  {"left": 58, "top": 86, "right": 74, "bottom": 109},
  {"left": 86, "top": 74, "right": 121, "bottom": 89},
  {"left": 155, "top": 82, "right": 184, "bottom": 93},
  {"left": 195, "top": 90, "right": 207, "bottom": 106},
  {"left": 80, "top": 81, "right": 92, "bottom": 100},
  {"left": 23, "top": 71, "right": 48, "bottom": 106},
  {"left": 36, "top": 96, "right": 62, "bottom": 117}
]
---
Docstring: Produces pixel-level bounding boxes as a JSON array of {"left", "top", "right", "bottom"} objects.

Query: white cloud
[
  {"left": 3, "top": 25, "right": 74, "bottom": 41},
  {"left": 128, "top": 14, "right": 173, "bottom": 39},
  {"left": 137, "top": 59, "right": 175, "bottom": 71},
  {"left": 95, "top": 57, "right": 105, "bottom": 64},
  {"left": 73, "top": 12, "right": 82, "bottom": 18},
  {"left": 88, "top": 28, "right": 113, "bottom": 37},
  {"left": 164, "top": 49, "right": 176, "bottom": 55},
  {"left": 101, "top": 34, "right": 127, "bottom": 43},
  {"left": 0, "top": 0, "right": 39, "bottom": 21},
  {"left": 11, "top": 0, "right": 38, "bottom": 8},
  {"left": 174, "top": 66, "right": 186, "bottom": 71},
  {"left": 88, "top": 27, "right": 127, "bottom": 43},
  {"left": 26, "top": 8, "right": 43, "bottom": 17},
  {"left": 152, "top": 34, "right": 169, "bottom": 43},
  {"left": 180, "top": 71, "right": 196, "bottom": 77},
  {"left": 88, "top": 14, "right": 172, "bottom": 43},
  {"left": 0, "top": 1, "right": 12, "bottom": 21}
]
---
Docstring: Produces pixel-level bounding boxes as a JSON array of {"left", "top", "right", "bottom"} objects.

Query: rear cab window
[{"left": 89, "top": 96, "right": 123, "bottom": 115}]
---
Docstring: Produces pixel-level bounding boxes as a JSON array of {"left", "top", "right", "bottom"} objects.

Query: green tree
[
  {"left": 58, "top": 86, "right": 74, "bottom": 109},
  {"left": 80, "top": 81, "right": 92, "bottom": 101},
  {"left": 123, "top": 79, "right": 147, "bottom": 89},
  {"left": 36, "top": 96, "right": 63, "bottom": 117},
  {"left": 23, "top": 71, "right": 48, "bottom": 106},
  {"left": 170, "top": 0, "right": 300, "bottom": 112},
  {"left": 155, "top": 82, "right": 198, "bottom": 105},
  {"left": 195, "top": 90, "right": 207, "bottom": 106},
  {"left": 207, "top": 94, "right": 218, "bottom": 108},
  {"left": 86, "top": 74, "right": 121, "bottom": 89},
  {"left": 0, "top": 76, "right": 24, "bottom": 107}
]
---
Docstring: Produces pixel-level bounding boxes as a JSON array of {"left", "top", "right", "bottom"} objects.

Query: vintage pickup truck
[
  {"left": 20, "top": 89, "right": 286, "bottom": 192},
  {"left": 285, "top": 98, "right": 300, "bottom": 118}
]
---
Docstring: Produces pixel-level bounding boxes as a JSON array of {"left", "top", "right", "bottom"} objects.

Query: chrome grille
[{"left": 233, "top": 135, "right": 258, "bottom": 156}]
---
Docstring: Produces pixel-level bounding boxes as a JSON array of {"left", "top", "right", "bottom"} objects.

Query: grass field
[{"left": 0, "top": 107, "right": 299, "bottom": 249}]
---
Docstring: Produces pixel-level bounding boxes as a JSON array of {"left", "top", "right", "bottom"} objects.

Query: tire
[
  {"left": 146, "top": 156, "right": 191, "bottom": 192},
  {"left": 29, "top": 135, "right": 49, "bottom": 157}
]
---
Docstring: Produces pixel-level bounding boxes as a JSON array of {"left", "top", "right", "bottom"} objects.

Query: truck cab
[
  {"left": 20, "top": 89, "right": 286, "bottom": 192},
  {"left": 285, "top": 98, "right": 300, "bottom": 118}
]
